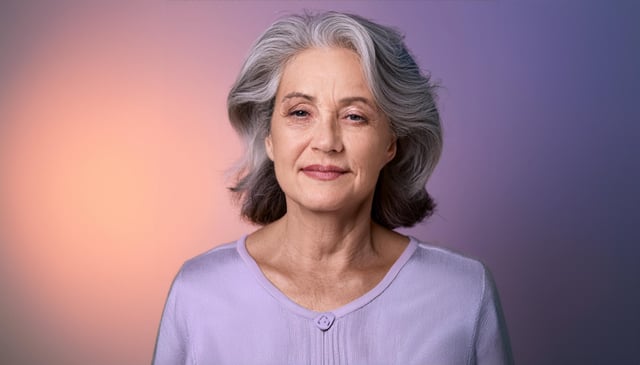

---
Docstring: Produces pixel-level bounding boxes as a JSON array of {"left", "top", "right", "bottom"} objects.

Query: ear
[
  {"left": 265, "top": 133, "right": 274, "bottom": 161},
  {"left": 385, "top": 137, "right": 397, "bottom": 163}
]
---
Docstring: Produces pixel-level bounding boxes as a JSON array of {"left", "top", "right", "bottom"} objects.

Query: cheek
[
  {"left": 269, "top": 132, "right": 306, "bottom": 164},
  {"left": 376, "top": 137, "right": 396, "bottom": 163},
  {"left": 353, "top": 141, "right": 391, "bottom": 175}
]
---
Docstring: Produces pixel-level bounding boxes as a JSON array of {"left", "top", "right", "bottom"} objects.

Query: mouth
[{"left": 301, "top": 165, "right": 348, "bottom": 181}]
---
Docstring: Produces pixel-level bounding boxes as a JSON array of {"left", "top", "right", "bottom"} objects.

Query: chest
[
  {"left": 186, "top": 291, "right": 474, "bottom": 365},
  {"left": 263, "top": 267, "right": 388, "bottom": 312}
]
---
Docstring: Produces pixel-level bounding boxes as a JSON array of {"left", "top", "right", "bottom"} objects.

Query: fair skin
[{"left": 246, "top": 47, "right": 409, "bottom": 312}]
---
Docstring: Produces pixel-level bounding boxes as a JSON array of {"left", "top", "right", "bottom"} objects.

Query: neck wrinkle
[{"left": 274, "top": 206, "right": 379, "bottom": 274}]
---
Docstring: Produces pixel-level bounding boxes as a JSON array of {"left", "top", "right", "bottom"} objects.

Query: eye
[
  {"left": 346, "top": 114, "right": 367, "bottom": 123},
  {"left": 289, "top": 109, "right": 310, "bottom": 118}
]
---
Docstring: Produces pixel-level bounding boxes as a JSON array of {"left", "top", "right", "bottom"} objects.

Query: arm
[
  {"left": 469, "top": 266, "right": 515, "bottom": 365},
  {"left": 152, "top": 270, "right": 190, "bottom": 365}
]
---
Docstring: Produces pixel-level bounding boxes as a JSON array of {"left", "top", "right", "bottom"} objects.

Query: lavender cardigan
[{"left": 153, "top": 236, "right": 513, "bottom": 365}]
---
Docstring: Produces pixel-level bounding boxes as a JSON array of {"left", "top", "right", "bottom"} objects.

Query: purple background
[{"left": 1, "top": 1, "right": 639, "bottom": 364}]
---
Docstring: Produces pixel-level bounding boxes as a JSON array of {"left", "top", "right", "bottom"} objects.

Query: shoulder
[
  {"left": 182, "top": 241, "right": 239, "bottom": 272},
  {"left": 402, "top": 239, "right": 513, "bottom": 364},
  {"left": 172, "top": 239, "right": 246, "bottom": 293},
  {"left": 401, "top": 238, "right": 492, "bottom": 302},
  {"left": 413, "top": 238, "right": 485, "bottom": 274},
  {"left": 412, "top": 238, "right": 487, "bottom": 275}
]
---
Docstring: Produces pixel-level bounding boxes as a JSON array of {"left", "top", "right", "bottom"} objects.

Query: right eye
[{"left": 290, "top": 110, "right": 310, "bottom": 117}]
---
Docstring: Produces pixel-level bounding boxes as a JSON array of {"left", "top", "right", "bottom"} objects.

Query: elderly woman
[{"left": 153, "top": 11, "right": 513, "bottom": 365}]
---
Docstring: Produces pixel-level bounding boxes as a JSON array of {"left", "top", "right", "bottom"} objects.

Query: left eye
[{"left": 346, "top": 114, "right": 366, "bottom": 122}]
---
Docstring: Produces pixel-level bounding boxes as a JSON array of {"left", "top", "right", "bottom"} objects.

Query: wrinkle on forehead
[{"left": 276, "top": 47, "right": 375, "bottom": 110}]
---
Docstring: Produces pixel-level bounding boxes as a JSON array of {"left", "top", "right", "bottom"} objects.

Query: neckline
[{"left": 236, "top": 234, "right": 418, "bottom": 319}]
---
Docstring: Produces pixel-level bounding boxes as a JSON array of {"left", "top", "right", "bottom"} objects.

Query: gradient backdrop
[{"left": 1, "top": 1, "right": 639, "bottom": 364}]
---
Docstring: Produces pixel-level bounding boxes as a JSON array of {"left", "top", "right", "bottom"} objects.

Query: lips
[{"left": 301, "top": 164, "right": 348, "bottom": 181}]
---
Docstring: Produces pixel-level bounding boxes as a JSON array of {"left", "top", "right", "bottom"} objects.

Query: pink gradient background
[{"left": 1, "top": 1, "right": 639, "bottom": 365}]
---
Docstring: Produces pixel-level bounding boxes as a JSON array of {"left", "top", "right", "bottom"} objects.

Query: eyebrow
[
  {"left": 339, "top": 96, "right": 376, "bottom": 108},
  {"left": 280, "top": 92, "right": 375, "bottom": 108},
  {"left": 281, "top": 92, "right": 315, "bottom": 103}
]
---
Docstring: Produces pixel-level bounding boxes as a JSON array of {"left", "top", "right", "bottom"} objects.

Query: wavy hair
[{"left": 227, "top": 11, "right": 442, "bottom": 229}]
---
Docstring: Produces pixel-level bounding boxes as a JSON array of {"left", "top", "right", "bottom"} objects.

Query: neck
[{"left": 268, "top": 202, "right": 380, "bottom": 273}]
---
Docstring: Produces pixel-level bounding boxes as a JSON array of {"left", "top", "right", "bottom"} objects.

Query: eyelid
[
  {"left": 290, "top": 109, "right": 310, "bottom": 117},
  {"left": 283, "top": 100, "right": 307, "bottom": 111},
  {"left": 345, "top": 113, "right": 367, "bottom": 122},
  {"left": 286, "top": 104, "right": 313, "bottom": 118}
]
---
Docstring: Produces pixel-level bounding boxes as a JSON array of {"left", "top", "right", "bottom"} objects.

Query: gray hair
[{"left": 227, "top": 11, "right": 442, "bottom": 229}]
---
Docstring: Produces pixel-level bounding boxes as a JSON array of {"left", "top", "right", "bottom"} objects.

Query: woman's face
[{"left": 266, "top": 47, "right": 396, "bottom": 215}]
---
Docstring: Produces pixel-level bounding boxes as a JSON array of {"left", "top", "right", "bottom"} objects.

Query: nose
[{"left": 310, "top": 114, "right": 343, "bottom": 153}]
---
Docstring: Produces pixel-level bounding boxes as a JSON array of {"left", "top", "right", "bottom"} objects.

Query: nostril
[{"left": 310, "top": 123, "right": 343, "bottom": 153}]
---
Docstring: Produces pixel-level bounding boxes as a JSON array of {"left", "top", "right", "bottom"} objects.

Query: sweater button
[{"left": 314, "top": 313, "right": 335, "bottom": 331}]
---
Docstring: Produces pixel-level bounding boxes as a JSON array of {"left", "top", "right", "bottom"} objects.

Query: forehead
[{"left": 277, "top": 47, "right": 372, "bottom": 99}]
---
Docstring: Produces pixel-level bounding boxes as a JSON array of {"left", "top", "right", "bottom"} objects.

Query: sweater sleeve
[
  {"left": 152, "top": 269, "right": 191, "bottom": 365},
  {"left": 470, "top": 265, "right": 514, "bottom": 365}
]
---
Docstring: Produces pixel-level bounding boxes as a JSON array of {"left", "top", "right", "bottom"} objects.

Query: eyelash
[
  {"left": 346, "top": 114, "right": 367, "bottom": 123},
  {"left": 289, "top": 109, "right": 310, "bottom": 118}
]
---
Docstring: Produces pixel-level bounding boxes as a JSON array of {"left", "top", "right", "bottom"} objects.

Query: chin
[
  {"left": 299, "top": 200, "right": 347, "bottom": 213},
  {"left": 288, "top": 192, "right": 371, "bottom": 216}
]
